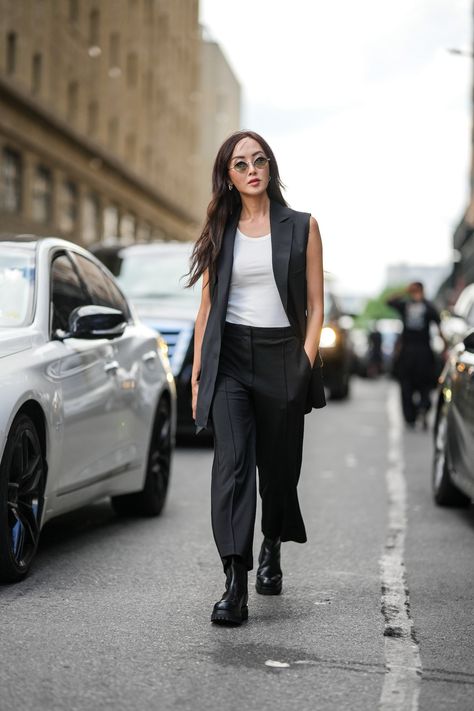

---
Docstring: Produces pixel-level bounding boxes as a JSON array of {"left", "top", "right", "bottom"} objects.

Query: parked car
[
  {"left": 441, "top": 283, "right": 474, "bottom": 346},
  {"left": 0, "top": 236, "right": 176, "bottom": 583},
  {"left": 320, "top": 285, "right": 353, "bottom": 399},
  {"left": 432, "top": 328, "right": 474, "bottom": 507},
  {"left": 92, "top": 241, "right": 200, "bottom": 437}
]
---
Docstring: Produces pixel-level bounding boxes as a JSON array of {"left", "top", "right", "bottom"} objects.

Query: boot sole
[
  {"left": 211, "top": 606, "right": 248, "bottom": 625},
  {"left": 255, "top": 580, "right": 282, "bottom": 596}
]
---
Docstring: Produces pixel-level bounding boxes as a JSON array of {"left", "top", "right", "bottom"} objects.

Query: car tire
[
  {"left": 329, "top": 370, "right": 350, "bottom": 400},
  {"left": 111, "top": 396, "right": 172, "bottom": 517},
  {"left": 0, "top": 414, "right": 46, "bottom": 583},
  {"left": 432, "top": 401, "right": 470, "bottom": 507}
]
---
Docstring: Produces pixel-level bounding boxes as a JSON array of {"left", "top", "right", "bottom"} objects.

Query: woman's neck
[{"left": 239, "top": 193, "right": 270, "bottom": 221}]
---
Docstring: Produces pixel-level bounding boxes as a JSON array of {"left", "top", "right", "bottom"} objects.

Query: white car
[{"left": 0, "top": 236, "right": 176, "bottom": 583}]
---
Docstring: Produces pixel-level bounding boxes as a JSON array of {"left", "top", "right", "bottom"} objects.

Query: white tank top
[{"left": 225, "top": 228, "right": 291, "bottom": 327}]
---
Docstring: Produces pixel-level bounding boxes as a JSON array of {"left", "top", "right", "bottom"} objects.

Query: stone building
[
  {"left": 447, "top": 2, "right": 474, "bottom": 298},
  {"left": 195, "top": 29, "right": 241, "bottom": 220},
  {"left": 0, "top": 0, "right": 239, "bottom": 247}
]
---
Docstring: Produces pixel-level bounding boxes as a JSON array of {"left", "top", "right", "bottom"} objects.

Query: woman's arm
[
  {"left": 304, "top": 216, "right": 324, "bottom": 366},
  {"left": 191, "top": 269, "right": 211, "bottom": 420}
]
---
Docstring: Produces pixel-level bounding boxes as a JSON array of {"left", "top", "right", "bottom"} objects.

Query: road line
[{"left": 379, "top": 384, "right": 422, "bottom": 710}]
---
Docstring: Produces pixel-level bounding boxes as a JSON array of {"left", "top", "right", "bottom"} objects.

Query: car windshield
[
  {"left": 116, "top": 249, "right": 200, "bottom": 305},
  {"left": 0, "top": 247, "right": 36, "bottom": 327}
]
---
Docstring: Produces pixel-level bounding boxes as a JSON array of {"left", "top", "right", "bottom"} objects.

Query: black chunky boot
[
  {"left": 211, "top": 557, "right": 248, "bottom": 625},
  {"left": 256, "top": 537, "right": 282, "bottom": 595}
]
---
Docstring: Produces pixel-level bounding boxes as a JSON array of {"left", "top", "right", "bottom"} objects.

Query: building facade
[
  {"left": 195, "top": 30, "right": 241, "bottom": 219},
  {"left": 447, "top": 2, "right": 474, "bottom": 299},
  {"left": 0, "top": 0, "right": 239, "bottom": 247}
]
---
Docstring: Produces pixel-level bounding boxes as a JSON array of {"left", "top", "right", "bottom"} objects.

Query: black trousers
[
  {"left": 397, "top": 345, "right": 434, "bottom": 424},
  {"left": 210, "top": 322, "right": 311, "bottom": 571}
]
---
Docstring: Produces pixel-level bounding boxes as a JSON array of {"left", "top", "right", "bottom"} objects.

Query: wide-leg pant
[{"left": 210, "top": 322, "right": 312, "bottom": 570}]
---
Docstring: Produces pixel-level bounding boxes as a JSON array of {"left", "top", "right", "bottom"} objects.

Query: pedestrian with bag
[{"left": 187, "top": 130, "right": 325, "bottom": 625}]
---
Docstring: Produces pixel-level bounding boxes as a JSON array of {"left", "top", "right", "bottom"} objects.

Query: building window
[
  {"left": 109, "top": 32, "right": 120, "bottom": 68},
  {"left": 125, "top": 133, "right": 136, "bottom": 164},
  {"left": 137, "top": 222, "right": 152, "bottom": 242},
  {"left": 120, "top": 213, "right": 135, "bottom": 243},
  {"left": 144, "top": 0, "right": 154, "bottom": 24},
  {"left": 32, "top": 52, "right": 42, "bottom": 95},
  {"left": 108, "top": 117, "right": 119, "bottom": 151},
  {"left": 87, "top": 101, "right": 99, "bottom": 135},
  {"left": 32, "top": 166, "right": 52, "bottom": 224},
  {"left": 6, "top": 32, "right": 16, "bottom": 75},
  {"left": 142, "top": 145, "right": 152, "bottom": 175},
  {"left": 1, "top": 148, "right": 22, "bottom": 213},
  {"left": 69, "top": 0, "right": 79, "bottom": 22},
  {"left": 89, "top": 9, "right": 100, "bottom": 47},
  {"left": 143, "top": 69, "right": 153, "bottom": 102},
  {"left": 67, "top": 81, "right": 79, "bottom": 123},
  {"left": 103, "top": 204, "right": 119, "bottom": 239},
  {"left": 59, "top": 180, "right": 77, "bottom": 233},
  {"left": 82, "top": 193, "right": 99, "bottom": 244},
  {"left": 126, "top": 52, "right": 138, "bottom": 87}
]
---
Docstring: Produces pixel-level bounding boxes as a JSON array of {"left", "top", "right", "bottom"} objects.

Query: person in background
[
  {"left": 386, "top": 282, "right": 444, "bottom": 429},
  {"left": 367, "top": 322, "right": 383, "bottom": 377}
]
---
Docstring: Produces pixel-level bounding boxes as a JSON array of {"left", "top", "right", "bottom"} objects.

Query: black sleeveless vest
[{"left": 195, "top": 200, "right": 326, "bottom": 432}]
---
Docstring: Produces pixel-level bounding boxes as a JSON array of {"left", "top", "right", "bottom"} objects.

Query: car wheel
[
  {"left": 432, "top": 401, "right": 470, "bottom": 507},
  {"left": 0, "top": 414, "right": 46, "bottom": 583},
  {"left": 329, "top": 370, "right": 350, "bottom": 400},
  {"left": 111, "top": 396, "right": 172, "bottom": 517}
]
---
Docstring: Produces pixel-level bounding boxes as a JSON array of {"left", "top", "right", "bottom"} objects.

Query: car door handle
[
  {"left": 142, "top": 351, "right": 157, "bottom": 363},
  {"left": 104, "top": 360, "right": 119, "bottom": 375}
]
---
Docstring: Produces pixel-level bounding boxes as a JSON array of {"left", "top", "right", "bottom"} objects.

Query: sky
[{"left": 199, "top": 0, "right": 473, "bottom": 297}]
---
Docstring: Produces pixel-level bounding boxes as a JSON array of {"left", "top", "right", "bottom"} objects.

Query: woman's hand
[
  {"left": 192, "top": 379, "right": 199, "bottom": 421},
  {"left": 303, "top": 345, "right": 316, "bottom": 368}
]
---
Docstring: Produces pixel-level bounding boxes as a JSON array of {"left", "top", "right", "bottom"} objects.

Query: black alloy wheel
[
  {"left": 112, "top": 397, "right": 172, "bottom": 517},
  {"left": 0, "top": 414, "right": 45, "bottom": 583},
  {"left": 432, "top": 400, "right": 470, "bottom": 507}
]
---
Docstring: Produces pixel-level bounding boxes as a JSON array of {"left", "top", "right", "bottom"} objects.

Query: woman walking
[{"left": 188, "top": 130, "right": 325, "bottom": 625}]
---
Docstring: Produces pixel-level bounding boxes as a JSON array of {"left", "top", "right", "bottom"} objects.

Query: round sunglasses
[{"left": 229, "top": 156, "right": 270, "bottom": 174}]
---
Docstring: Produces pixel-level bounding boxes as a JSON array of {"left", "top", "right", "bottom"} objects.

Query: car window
[
  {"left": 73, "top": 254, "right": 131, "bottom": 319},
  {"left": 0, "top": 247, "right": 36, "bottom": 327},
  {"left": 51, "top": 253, "right": 91, "bottom": 334}
]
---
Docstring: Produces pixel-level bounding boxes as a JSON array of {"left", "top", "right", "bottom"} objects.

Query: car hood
[{"left": 0, "top": 328, "right": 34, "bottom": 359}]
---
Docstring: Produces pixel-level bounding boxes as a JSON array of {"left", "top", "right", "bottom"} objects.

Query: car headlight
[
  {"left": 156, "top": 336, "right": 171, "bottom": 366},
  {"left": 320, "top": 326, "right": 337, "bottom": 348}
]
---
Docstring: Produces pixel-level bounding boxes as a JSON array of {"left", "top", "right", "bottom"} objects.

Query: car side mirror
[
  {"left": 463, "top": 329, "right": 474, "bottom": 353},
  {"left": 62, "top": 305, "right": 127, "bottom": 340}
]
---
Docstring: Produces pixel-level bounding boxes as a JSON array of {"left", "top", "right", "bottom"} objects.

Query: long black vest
[{"left": 195, "top": 200, "right": 326, "bottom": 432}]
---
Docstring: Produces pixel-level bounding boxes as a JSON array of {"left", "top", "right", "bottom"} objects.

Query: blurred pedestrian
[
  {"left": 187, "top": 130, "right": 325, "bottom": 625},
  {"left": 386, "top": 282, "right": 444, "bottom": 429},
  {"left": 367, "top": 322, "right": 383, "bottom": 377}
]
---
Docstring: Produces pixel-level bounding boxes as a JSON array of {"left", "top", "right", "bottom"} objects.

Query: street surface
[{"left": 1, "top": 378, "right": 473, "bottom": 711}]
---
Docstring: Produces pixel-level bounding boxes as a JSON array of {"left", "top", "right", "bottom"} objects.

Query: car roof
[{"left": 0, "top": 235, "right": 118, "bottom": 265}]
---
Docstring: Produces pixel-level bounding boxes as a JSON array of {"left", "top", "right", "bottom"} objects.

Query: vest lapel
[{"left": 270, "top": 201, "right": 294, "bottom": 314}]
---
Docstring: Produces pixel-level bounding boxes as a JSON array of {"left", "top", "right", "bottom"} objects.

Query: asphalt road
[{"left": 1, "top": 377, "right": 473, "bottom": 711}]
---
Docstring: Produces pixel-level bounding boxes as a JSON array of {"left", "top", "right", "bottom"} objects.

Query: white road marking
[
  {"left": 265, "top": 660, "right": 290, "bottom": 668},
  {"left": 379, "top": 384, "right": 422, "bottom": 710}
]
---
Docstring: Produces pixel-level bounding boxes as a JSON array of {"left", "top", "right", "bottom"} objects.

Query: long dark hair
[{"left": 187, "top": 130, "right": 288, "bottom": 287}]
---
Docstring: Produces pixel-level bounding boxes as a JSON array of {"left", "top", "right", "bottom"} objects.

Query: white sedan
[{"left": 0, "top": 237, "right": 176, "bottom": 583}]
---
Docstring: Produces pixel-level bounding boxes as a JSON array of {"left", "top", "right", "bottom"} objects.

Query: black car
[
  {"left": 320, "top": 286, "right": 353, "bottom": 399},
  {"left": 432, "top": 329, "right": 474, "bottom": 506},
  {"left": 92, "top": 241, "right": 200, "bottom": 437}
]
